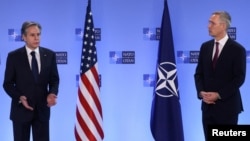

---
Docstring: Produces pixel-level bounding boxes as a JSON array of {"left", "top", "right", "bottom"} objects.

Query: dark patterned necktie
[
  {"left": 212, "top": 42, "right": 219, "bottom": 69},
  {"left": 31, "top": 51, "right": 39, "bottom": 82}
]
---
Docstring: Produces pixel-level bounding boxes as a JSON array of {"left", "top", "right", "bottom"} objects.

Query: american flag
[{"left": 74, "top": 0, "right": 104, "bottom": 140}]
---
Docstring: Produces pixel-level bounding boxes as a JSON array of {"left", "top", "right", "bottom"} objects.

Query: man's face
[
  {"left": 22, "top": 25, "right": 40, "bottom": 50},
  {"left": 208, "top": 14, "right": 226, "bottom": 38}
]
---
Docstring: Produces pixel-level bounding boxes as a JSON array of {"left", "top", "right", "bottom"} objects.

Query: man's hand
[
  {"left": 47, "top": 93, "right": 57, "bottom": 107},
  {"left": 19, "top": 96, "right": 34, "bottom": 111},
  {"left": 200, "top": 91, "right": 220, "bottom": 104}
]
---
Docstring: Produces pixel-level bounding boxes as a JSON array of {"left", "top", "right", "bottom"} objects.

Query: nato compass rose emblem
[{"left": 155, "top": 62, "right": 179, "bottom": 98}]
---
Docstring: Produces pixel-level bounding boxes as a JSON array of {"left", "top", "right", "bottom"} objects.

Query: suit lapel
[
  {"left": 20, "top": 47, "right": 32, "bottom": 72},
  {"left": 215, "top": 38, "right": 231, "bottom": 65},
  {"left": 19, "top": 47, "right": 36, "bottom": 81},
  {"left": 39, "top": 47, "right": 47, "bottom": 76},
  {"left": 208, "top": 41, "right": 214, "bottom": 61}
]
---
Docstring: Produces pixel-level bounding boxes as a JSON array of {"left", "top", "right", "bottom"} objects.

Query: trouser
[
  {"left": 13, "top": 119, "right": 49, "bottom": 141},
  {"left": 202, "top": 111, "right": 238, "bottom": 141}
]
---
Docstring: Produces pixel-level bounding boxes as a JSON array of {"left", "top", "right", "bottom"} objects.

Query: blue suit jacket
[
  {"left": 194, "top": 38, "right": 246, "bottom": 116},
  {"left": 3, "top": 46, "right": 59, "bottom": 122}
]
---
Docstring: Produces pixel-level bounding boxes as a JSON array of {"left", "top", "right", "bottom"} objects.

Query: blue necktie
[{"left": 31, "top": 51, "right": 39, "bottom": 82}]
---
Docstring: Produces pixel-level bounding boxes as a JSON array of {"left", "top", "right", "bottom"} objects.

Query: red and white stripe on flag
[{"left": 75, "top": 63, "right": 104, "bottom": 141}]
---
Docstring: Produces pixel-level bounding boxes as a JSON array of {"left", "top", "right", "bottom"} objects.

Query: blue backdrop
[{"left": 1, "top": 0, "right": 250, "bottom": 141}]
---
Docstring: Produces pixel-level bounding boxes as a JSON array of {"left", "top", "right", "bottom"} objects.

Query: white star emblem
[
  {"left": 179, "top": 53, "right": 188, "bottom": 61},
  {"left": 155, "top": 62, "right": 178, "bottom": 98},
  {"left": 78, "top": 30, "right": 84, "bottom": 38},
  {"left": 111, "top": 53, "right": 120, "bottom": 62},
  {"left": 146, "top": 76, "right": 154, "bottom": 85},
  {"left": 11, "top": 31, "right": 19, "bottom": 39},
  {"left": 145, "top": 30, "right": 153, "bottom": 38}
]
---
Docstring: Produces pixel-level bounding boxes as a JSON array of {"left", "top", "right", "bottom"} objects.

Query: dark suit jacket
[
  {"left": 3, "top": 46, "right": 59, "bottom": 122},
  {"left": 194, "top": 38, "right": 246, "bottom": 116}
]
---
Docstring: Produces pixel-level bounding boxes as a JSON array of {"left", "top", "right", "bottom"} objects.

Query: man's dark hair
[{"left": 21, "top": 21, "right": 42, "bottom": 35}]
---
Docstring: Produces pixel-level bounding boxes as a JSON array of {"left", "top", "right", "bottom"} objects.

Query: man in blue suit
[
  {"left": 194, "top": 11, "right": 246, "bottom": 141},
  {"left": 3, "top": 21, "right": 60, "bottom": 141}
]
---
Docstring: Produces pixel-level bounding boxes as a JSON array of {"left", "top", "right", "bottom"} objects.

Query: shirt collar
[
  {"left": 215, "top": 34, "right": 229, "bottom": 47},
  {"left": 25, "top": 46, "right": 39, "bottom": 55}
]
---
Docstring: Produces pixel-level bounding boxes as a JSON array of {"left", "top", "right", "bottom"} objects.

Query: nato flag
[{"left": 150, "top": 0, "right": 184, "bottom": 141}]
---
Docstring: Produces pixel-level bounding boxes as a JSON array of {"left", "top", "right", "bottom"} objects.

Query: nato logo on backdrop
[
  {"left": 228, "top": 27, "right": 236, "bottom": 40},
  {"left": 109, "top": 51, "right": 135, "bottom": 64},
  {"left": 8, "top": 29, "right": 22, "bottom": 41},
  {"left": 143, "top": 28, "right": 160, "bottom": 40},
  {"left": 143, "top": 74, "right": 155, "bottom": 87},
  {"left": 55, "top": 52, "right": 67, "bottom": 64},
  {"left": 75, "top": 28, "right": 101, "bottom": 41},
  {"left": 247, "top": 51, "right": 250, "bottom": 63},
  {"left": 177, "top": 51, "right": 199, "bottom": 63}
]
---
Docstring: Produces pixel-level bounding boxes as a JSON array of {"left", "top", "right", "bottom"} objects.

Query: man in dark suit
[
  {"left": 3, "top": 21, "right": 59, "bottom": 141},
  {"left": 194, "top": 11, "right": 246, "bottom": 141}
]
